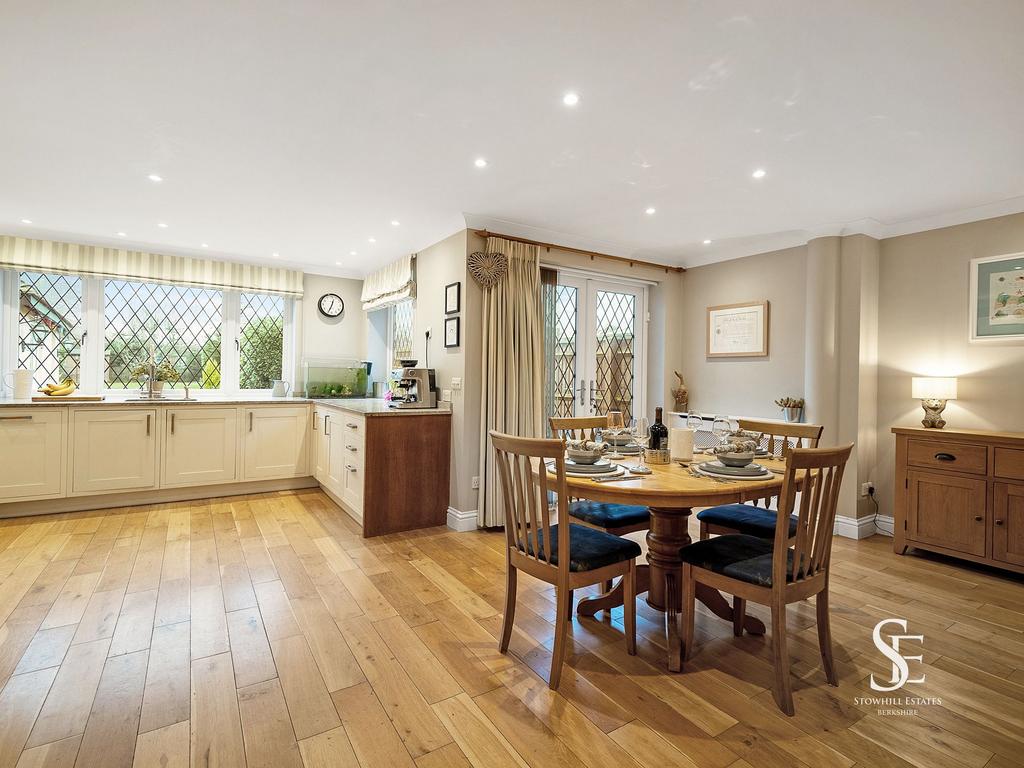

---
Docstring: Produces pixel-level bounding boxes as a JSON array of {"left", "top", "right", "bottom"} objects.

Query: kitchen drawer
[
  {"left": 994, "top": 448, "right": 1024, "bottom": 481},
  {"left": 907, "top": 438, "right": 987, "bottom": 475},
  {"left": 339, "top": 412, "right": 365, "bottom": 438}
]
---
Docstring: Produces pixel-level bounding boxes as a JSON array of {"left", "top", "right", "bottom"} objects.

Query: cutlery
[{"left": 589, "top": 475, "right": 642, "bottom": 483}]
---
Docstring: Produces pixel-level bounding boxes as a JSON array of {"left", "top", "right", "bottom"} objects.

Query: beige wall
[
  {"left": 295, "top": 273, "right": 366, "bottom": 387},
  {"left": 874, "top": 212, "right": 1024, "bottom": 520},
  {"left": 679, "top": 245, "right": 808, "bottom": 418}
]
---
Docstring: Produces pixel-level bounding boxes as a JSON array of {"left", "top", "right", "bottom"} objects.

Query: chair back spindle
[
  {"left": 549, "top": 415, "right": 608, "bottom": 443},
  {"left": 773, "top": 444, "right": 853, "bottom": 587}
]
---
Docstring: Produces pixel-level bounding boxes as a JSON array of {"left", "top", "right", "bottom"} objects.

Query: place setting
[{"left": 690, "top": 429, "right": 776, "bottom": 482}]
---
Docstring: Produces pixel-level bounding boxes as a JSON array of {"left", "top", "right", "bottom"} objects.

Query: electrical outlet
[
  {"left": 441, "top": 389, "right": 452, "bottom": 401},
  {"left": 451, "top": 377, "right": 462, "bottom": 390},
  {"left": 471, "top": 476, "right": 480, "bottom": 489},
  {"left": 860, "top": 481, "right": 875, "bottom": 497}
]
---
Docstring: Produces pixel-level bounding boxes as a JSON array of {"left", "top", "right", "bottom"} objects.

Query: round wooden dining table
[{"left": 566, "top": 453, "right": 798, "bottom": 671}]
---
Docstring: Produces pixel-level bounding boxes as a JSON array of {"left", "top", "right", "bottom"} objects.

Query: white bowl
[
  {"left": 566, "top": 448, "right": 603, "bottom": 464},
  {"left": 718, "top": 451, "right": 755, "bottom": 468}
]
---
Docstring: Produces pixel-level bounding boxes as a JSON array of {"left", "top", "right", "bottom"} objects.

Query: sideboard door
[
  {"left": 993, "top": 482, "right": 1024, "bottom": 567},
  {"left": 906, "top": 470, "right": 987, "bottom": 557}
]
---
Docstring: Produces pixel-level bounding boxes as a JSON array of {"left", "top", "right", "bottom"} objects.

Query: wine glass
[
  {"left": 605, "top": 410, "right": 625, "bottom": 459},
  {"left": 629, "top": 416, "right": 651, "bottom": 474},
  {"left": 712, "top": 415, "right": 732, "bottom": 444}
]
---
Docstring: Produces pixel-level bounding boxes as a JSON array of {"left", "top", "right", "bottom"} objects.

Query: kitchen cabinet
[
  {"left": 893, "top": 427, "right": 1024, "bottom": 575},
  {"left": 72, "top": 409, "right": 158, "bottom": 494},
  {"left": 0, "top": 409, "right": 66, "bottom": 501},
  {"left": 242, "top": 406, "right": 309, "bottom": 481},
  {"left": 163, "top": 407, "right": 238, "bottom": 486},
  {"left": 313, "top": 407, "right": 329, "bottom": 482}
]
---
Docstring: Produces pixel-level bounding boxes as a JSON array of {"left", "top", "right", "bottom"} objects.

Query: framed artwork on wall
[
  {"left": 706, "top": 300, "right": 769, "bottom": 358},
  {"left": 445, "top": 281, "right": 461, "bottom": 314},
  {"left": 970, "top": 252, "right": 1024, "bottom": 342},
  {"left": 444, "top": 316, "right": 460, "bottom": 348}
]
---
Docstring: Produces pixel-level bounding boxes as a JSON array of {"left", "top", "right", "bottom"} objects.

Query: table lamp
[{"left": 911, "top": 377, "right": 957, "bottom": 429}]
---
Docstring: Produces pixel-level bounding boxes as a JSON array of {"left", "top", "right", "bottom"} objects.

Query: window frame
[
  {"left": 0, "top": 269, "right": 294, "bottom": 398},
  {"left": 388, "top": 297, "right": 415, "bottom": 369}
]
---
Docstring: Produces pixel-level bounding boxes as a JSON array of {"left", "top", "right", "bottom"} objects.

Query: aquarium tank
[{"left": 302, "top": 357, "right": 371, "bottom": 398}]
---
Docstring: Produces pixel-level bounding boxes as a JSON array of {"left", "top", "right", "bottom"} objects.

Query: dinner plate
[
  {"left": 549, "top": 464, "right": 626, "bottom": 479},
  {"left": 699, "top": 460, "right": 767, "bottom": 477},
  {"left": 547, "top": 459, "right": 620, "bottom": 475},
  {"left": 696, "top": 465, "right": 773, "bottom": 481}
]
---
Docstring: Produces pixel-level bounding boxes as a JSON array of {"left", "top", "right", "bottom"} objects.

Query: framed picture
[
  {"left": 970, "top": 252, "right": 1024, "bottom": 342},
  {"left": 444, "top": 316, "right": 460, "bottom": 348},
  {"left": 706, "top": 300, "right": 769, "bottom": 358},
  {"left": 445, "top": 281, "right": 461, "bottom": 314}
]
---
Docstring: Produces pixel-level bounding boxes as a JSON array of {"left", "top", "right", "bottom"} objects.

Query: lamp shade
[{"left": 912, "top": 376, "right": 957, "bottom": 400}]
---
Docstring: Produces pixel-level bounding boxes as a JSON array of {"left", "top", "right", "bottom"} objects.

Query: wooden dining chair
[
  {"left": 697, "top": 419, "right": 825, "bottom": 541},
  {"left": 549, "top": 415, "right": 651, "bottom": 537},
  {"left": 679, "top": 443, "right": 853, "bottom": 715},
  {"left": 491, "top": 430, "right": 639, "bottom": 689}
]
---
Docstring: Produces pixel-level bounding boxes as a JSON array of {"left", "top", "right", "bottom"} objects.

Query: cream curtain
[
  {"left": 360, "top": 254, "right": 416, "bottom": 310},
  {"left": 477, "top": 237, "right": 545, "bottom": 527},
  {"left": 0, "top": 235, "right": 303, "bottom": 297}
]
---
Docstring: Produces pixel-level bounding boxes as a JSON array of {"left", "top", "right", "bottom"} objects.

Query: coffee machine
[{"left": 388, "top": 367, "right": 439, "bottom": 409}]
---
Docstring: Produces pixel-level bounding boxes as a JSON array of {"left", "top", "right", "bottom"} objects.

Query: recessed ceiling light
[
  {"left": 368, "top": 237, "right": 376, "bottom": 243},
  {"left": 272, "top": 252, "right": 280, "bottom": 258},
  {"left": 562, "top": 92, "right": 579, "bottom": 106},
  {"left": 644, "top": 207, "right": 656, "bottom": 215},
  {"left": 474, "top": 157, "right": 488, "bottom": 168},
  {"left": 116, "top": 231, "right": 127, "bottom": 237},
  {"left": 350, "top": 250, "right": 357, "bottom": 256},
  {"left": 147, "top": 174, "right": 163, "bottom": 182},
  {"left": 157, "top": 222, "right": 168, "bottom": 228},
  {"left": 201, "top": 243, "right": 209, "bottom": 248},
  {"left": 20, "top": 218, "right": 32, "bottom": 224},
  {"left": 391, "top": 220, "right": 400, "bottom": 227},
  {"left": 703, "top": 239, "right": 712, "bottom": 245},
  {"left": 752, "top": 168, "right": 767, "bottom": 179},
  {"left": 335, "top": 261, "right": 342, "bottom": 266}
]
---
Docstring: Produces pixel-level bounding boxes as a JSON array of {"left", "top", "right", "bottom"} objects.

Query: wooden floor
[{"left": 1, "top": 490, "right": 1023, "bottom": 768}]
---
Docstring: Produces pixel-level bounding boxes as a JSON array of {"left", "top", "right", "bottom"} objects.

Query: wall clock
[{"left": 317, "top": 293, "right": 345, "bottom": 318}]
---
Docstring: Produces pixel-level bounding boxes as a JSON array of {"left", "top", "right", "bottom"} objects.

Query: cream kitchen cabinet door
[
  {"left": 163, "top": 407, "right": 238, "bottom": 487},
  {"left": 0, "top": 409, "right": 66, "bottom": 501},
  {"left": 313, "top": 408, "right": 330, "bottom": 483},
  {"left": 71, "top": 409, "right": 158, "bottom": 494},
  {"left": 242, "top": 406, "right": 310, "bottom": 481}
]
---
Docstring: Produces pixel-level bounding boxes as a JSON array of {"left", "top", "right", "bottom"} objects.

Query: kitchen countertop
[{"left": 0, "top": 394, "right": 451, "bottom": 416}]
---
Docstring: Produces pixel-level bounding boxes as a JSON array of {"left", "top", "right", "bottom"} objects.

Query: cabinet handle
[
  {"left": 345, "top": 464, "right": 357, "bottom": 472},
  {"left": 249, "top": 412, "right": 253, "bottom": 432},
  {"left": 312, "top": 413, "right": 317, "bottom": 431},
  {"left": 345, "top": 422, "right": 358, "bottom": 429},
  {"left": 346, "top": 444, "right": 357, "bottom": 452},
  {"left": 995, "top": 519, "right": 1005, "bottom": 526},
  {"left": 974, "top": 516, "right": 984, "bottom": 522},
  {"left": 146, "top": 414, "right": 151, "bottom": 436},
  {"left": 324, "top": 415, "right": 331, "bottom": 436},
  {"left": 934, "top": 452, "right": 956, "bottom": 461},
  {"left": 171, "top": 413, "right": 175, "bottom": 434},
  {"left": 0, "top": 415, "right": 32, "bottom": 421}
]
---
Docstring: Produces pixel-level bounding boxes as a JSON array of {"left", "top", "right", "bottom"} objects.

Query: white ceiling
[{"left": 2, "top": 1, "right": 1023, "bottom": 276}]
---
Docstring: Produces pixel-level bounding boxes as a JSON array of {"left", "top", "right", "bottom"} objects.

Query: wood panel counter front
[{"left": 892, "top": 426, "right": 1024, "bottom": 574}]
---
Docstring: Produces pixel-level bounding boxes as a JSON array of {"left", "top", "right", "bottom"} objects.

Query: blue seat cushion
[
  {"left": 520, "top": 523, "right": 642, "bottom": 572},
  {"left": 696, "top": 503, "right": 797, "bottom": 538},
  {"left": 568, "top": 500, "right": 650, "bottom": 529},
  {"left": 679, "top": 534, "right": 803, "bottom": 587}
]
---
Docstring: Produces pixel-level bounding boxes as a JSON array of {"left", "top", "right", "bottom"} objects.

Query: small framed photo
[
  {"left": 444, "top": 316, "right": 460, "bottom": 348},
  {"left": 969, "top": 252, "right": 1024, "bottom": 342},
  {"left": 706, "top": 300, "right": 769, "bottom": 357},
  {"left": 445, "top": 282, "right": 461, "bottom": 314}
]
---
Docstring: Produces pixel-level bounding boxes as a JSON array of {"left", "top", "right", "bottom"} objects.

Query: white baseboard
[
  {"left": 833, "top": 514, "right": 879, "bottom": 539},
  {"left": 874, "top": 514, "right": 895, "bottom": 537},
  {"left": 447, "top": 507, "right": 478, "bottom": 532}
]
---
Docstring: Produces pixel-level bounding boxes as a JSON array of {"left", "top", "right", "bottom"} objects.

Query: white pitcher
[
  {"left": 3, "top": 368, "right": 33, "bottom": 400},
  {"left": 271, "top": 380, "right": 291, "bottom": 397}
]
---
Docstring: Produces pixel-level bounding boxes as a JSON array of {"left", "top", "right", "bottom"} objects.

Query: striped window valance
[
  {"left": 360, "top": 253, "right": 416, "bottom": 310},
  {"left": 0, "top": 236, "right": 304, "bottom": 298}
]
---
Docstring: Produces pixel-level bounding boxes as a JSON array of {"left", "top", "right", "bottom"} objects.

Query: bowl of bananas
[{"left": 37, "top": 377, "right": 78, "bottom": 397}]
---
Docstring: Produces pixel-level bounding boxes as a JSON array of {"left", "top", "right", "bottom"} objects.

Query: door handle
[
  {"left": 346, "top": 445, "right": 357, "bottom": 452},
  {"left": 345, "top": 422, "right": 358, "bottom": 429},
  {"left": 146, "top": 414, "right": 151, "bottom": 436},
  {"left": 974, "top": 516, "right": 984, "bottom": 522},
  {"left": 0, "top": 415, "right": 32, "bottom": 421},
  {"left": 171, "top": 413, "right": 175, "bottom": 434},
  {"left": 249, "top": 412, "right": 253, "bottom": 432},
  {"left": 312, "top": 412, "right": 317, "bottom": 431},
  {"left": 345, "top": 464, "right": 357, "bottom": 472},
  {"left": 995, "top": 519, "right": 1005, "bottom": 526},
  {"left": 934, "top": 452, "right": 956, "bottom": 462},
  {"left": 578, "top": 379, "right": 585, "bottom": 407},
  {"left": 324, "top": 415, "right": 330, "bottom": 436}
]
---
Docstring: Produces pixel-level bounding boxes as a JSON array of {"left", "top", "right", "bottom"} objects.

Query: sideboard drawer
[
  {"left": 994, "top": 448, "right": 1024, "bottom": 481},
  {"left": 907, "top": 438, "right": 987, "bottom": 475}
]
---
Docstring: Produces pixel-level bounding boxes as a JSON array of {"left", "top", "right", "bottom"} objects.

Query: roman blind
[
  {"left": 0, "top": 235, "right": 304, "bottom": 297},
  {"left": 361, "top": 254, "right": 416, "bottom": 310}
]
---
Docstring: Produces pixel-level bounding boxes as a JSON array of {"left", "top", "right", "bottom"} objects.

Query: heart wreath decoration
[{"left": 468, "top": 250, "right": 508, "bottom": 289}]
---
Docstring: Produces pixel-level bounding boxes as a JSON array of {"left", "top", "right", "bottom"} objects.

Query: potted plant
[
  {"left": 131, "top": 359, "right": 181, "bottom": 392},
  {"left": 774, "top": 396, "right": 805, "bottom": 423}
]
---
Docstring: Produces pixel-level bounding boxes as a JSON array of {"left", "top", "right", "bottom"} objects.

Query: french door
[{"left": 549, "top": 274, "right": 646, "bottom": 423}]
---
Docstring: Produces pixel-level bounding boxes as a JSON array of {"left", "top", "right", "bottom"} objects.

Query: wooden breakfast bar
[{"left": 562, "top": 454, "right": 802, "bottom": 671}]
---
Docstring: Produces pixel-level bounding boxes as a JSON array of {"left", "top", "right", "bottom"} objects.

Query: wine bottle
[{"left": 649, "top": 407, "right": 669, "bottom": 450}]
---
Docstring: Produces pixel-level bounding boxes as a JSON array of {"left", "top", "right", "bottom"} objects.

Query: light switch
[{"left": 451, "top": 377, "right": 462, "bottom": 390}]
